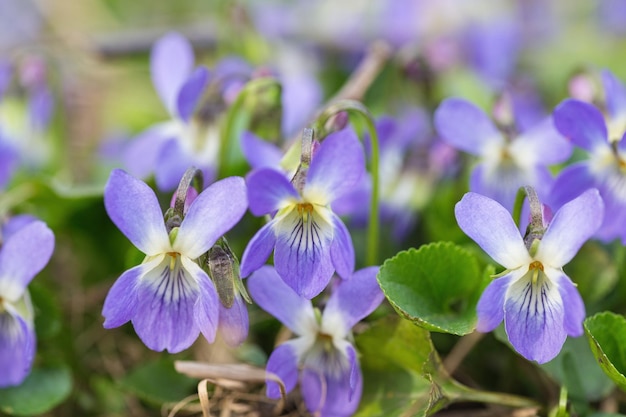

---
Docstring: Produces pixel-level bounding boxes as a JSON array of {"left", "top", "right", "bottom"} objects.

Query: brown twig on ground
[
  {"left": 175, "top": 361, "right": 289, "bottom": 416},
  {"left": 287, "top": 39, "right": 392, "bottom": 146},
  {"left": 329, "top": 40, "right": 392, "bottom": 103},
  {"left": 599, "top": 389, "right": 619, "bottom": 413}
]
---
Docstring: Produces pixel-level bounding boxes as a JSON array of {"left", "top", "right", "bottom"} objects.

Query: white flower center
[
  {"left": 273, "top": 202, "right": 334, "bottom": 253},
  {"left": 142, "top": 253, "right": 199, "bottom": 304}
]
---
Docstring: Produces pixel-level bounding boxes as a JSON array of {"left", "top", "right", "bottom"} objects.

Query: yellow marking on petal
[
  {"left": 167, "top": 252, "right": 179, "bottom": 270},
  {"left": 297, "top": 203, "right": 314, "bottom": 221},
  {"left": 529, "top": 260, "right": 544, "bottom": 285},
  {"left": 315, "top": 331, "right": 336, "bottom": 355}
]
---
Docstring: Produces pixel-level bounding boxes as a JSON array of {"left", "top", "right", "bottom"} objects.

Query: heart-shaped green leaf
[
  {"left": 584, "top": 312, "right": 626, "bottom": 392},
  {"left": 377, "top": 242, "right": 492, "bottom": 335},
  {"left": 355, "top": 316, "right": 451, "bottom": 417}
]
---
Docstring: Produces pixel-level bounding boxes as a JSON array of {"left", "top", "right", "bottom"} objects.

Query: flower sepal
[{"left": 204, "top": 236, "right": 251, "bottom": 308}]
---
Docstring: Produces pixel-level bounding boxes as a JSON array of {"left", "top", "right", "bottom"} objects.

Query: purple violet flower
[
  {"left": 455, "top": 189, "right": 603, "bottom": 363},
  {"left": 240, "top": 129, "right": 364, "bottom": 299},
  {"left": 240, "top": 130, "right": 286, "bottom": 171},
  {"left": 551, "top": 70, "right": 626, "bottom": 243},
  {"left": 0, "top": 216, "right": 54, "bottom": 387},
  {"left": 102, "top": 169, "right": 248, "bottom": 352},
  {"left": 435, "top": 96, "right": 571, "bottom": 212},
  {"left": 465, "top": 17, "right": 521, "bottom": 89},
  {"left": 248, "top": 265, "right": 384, "bottom": 417},
  {"left": 0, "top": 55, "right": 54, "bottom": 168},
  {"left": 121, "top": 32, "right": 218, "bottom": 191},
  {"left": 0, "top": 133, "right": 19, "bottom": 189}
]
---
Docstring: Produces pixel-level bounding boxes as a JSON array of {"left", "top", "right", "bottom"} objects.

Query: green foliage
[
  {"left": 564, "top": 242, "right": 618, "bottom": 305},
  {"left": 541, "top": 336, "right": 614, "bottom": 404},
  {"left": 584, "top": 312, "right": 626, "bottom": 392},
  {"left": 377, "top": 242, "right": 492, "bottom": 335},
  {"left": 355, "top": 316, "right": 453, "bottom": 417},
  {"left": 118, "top": 358, "right": 197, "bottom": 405},
  {"left": 0, "top": 367, "right": 72, "bottom": 416},
  {"left": 588, "top": 414, "right": 626, "bottom": 417},
  {"left": 30, "top": 284, "right": 62, "bottom": 341},
  {"left": 355, "top": 317, "right": 538, "bottom": 417}
]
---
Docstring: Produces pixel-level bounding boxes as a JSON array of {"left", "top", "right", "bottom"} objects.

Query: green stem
[
  {"left": 313, "top": 99, "right": 380, "bottom": 266},
  {"left": 218, "top": 77, "right": 282, "bottom": 178},
  {"left": 450, "top": 381, "right": 541, "bottom": 410},
  {"left": 173, "top": 167, "right": 203, "bottom": 217}
]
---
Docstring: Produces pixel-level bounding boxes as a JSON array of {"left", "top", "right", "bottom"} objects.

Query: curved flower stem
[
  {"left": 449, "top": 380, "right": 541, "bottom": 411},
  {"left": 164, "top": 167, "right": 203, "bottom": 232},
  {"left": 442, "top": 331, "right": 484, "bottom": 375},
  {"left": 313, "top": 99, "right": 380, "bottom": 266},
  {"left": 512, "top": 186, "right": 542, "bottom": 227},
  {"left": 513, "top": 186, "right": 547, "bottom": 252},
  {"left": 173, "top": 167, "right": 204, "bottom": 217},
  {"left": 290, "top": 128, "right": 313, "bottom": 194},
  {"left": 219, "top": 77, "right": 282, "bottom": 178}
]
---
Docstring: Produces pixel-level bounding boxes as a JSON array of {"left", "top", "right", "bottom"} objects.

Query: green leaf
[
  {"left": 354, "top": 317, "right": 536, "bottom": 417},
  {"left": 119, "top": 358, "right": 197, "bottom": 405},
  {"left": 354, "top": 316, "right": 451, "bottom": 417},
  {"left": 0, "top": 367, "right": 72, "bottom": 416},
  {"left": 541, "top": 336, "right": 614, "bottom": 403},
  {"left": 584, "top": 312, "right": 626, "bottom": 392},
  {"left": 377, "top": 242, "right": 492, "bottom": 335},
  {"left": 30, "top": 283, "right": 62, "bottom": 341}
]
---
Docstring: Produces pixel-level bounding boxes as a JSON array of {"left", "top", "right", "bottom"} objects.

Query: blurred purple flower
[
  {"left": 279, "top": 70, "right": 322, "bottom": 138},
  {"left": 248, "top": 265, "right": 383, "bottom": 417},
  {"left": 0, "top": 54, "right": 54, "bottom": 168},
  {"left": 0, "top": 132, "right": 19, "bottom": 189},
  {"left": 102, "top": 169, "right": 247, "bottom": 352},
  {"left": 0, "top": 216, "right": 54, "bottom": 387},
  {"left": 551, "top": 70, "right": 626, "bottom": 243},
  {"left": 598, "top": 0, "right": 626, "bottom": 35},
  {"left": 435, "top": 96, "right": 571, "bottom": 212},
  {"left": 332, "top": 108, "right": 457, "bottom": 241},
  {"left": 465, "top": 18, "right": 521, "bottom": 89},
  {"left": 455, "top": 189, "right": 603, "bottom": 363},
  {"left": 0, "top": 60, "right": 11, "bottom": 99},
  {"left": 240, "top": 129, "right": 364, "bottom": 299},
  {"left": 121, "top": 32, "right": 216, "bottom": 191},
  {"left": 240, "top": 130, "right": 285, "bottom": 171},
  {"left": 0, "top": 0, "right": 42, "bottom": 53}
]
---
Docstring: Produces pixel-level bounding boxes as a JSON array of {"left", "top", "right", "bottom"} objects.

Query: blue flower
[
  {"left": 435, "top": 96, "right": 571, "bottom": 212},
  {"left": 248, "top": 265, "right": 383, "bottom": 417},
  {"left": 0, "top": 55, "right": 54, "bottom": 169},
  {"left": 455, "top": 189, "right": 603, "bottom": 363},
  {"left": 552, "top": 69, "right": 626, "bottom": 243},
  {"left": 121, "top": 32, "right": 220, "bottom": 191},
  {"left": 239, "top": 129, "right": 364, "bottom": 299},
  {"left": 0, "top": 133, "right": 19, "bottom": 189},
  {"left": 102, "top": 169, "right": 248, "bottom": 352},
  {"left": 0, "top": 216, "right": 54, "bottom": 387}
]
